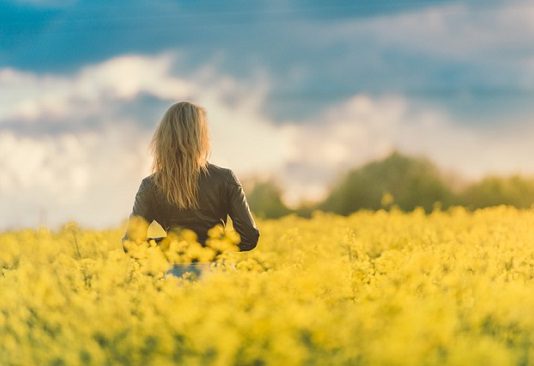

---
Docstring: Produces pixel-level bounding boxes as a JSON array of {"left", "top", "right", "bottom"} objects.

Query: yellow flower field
[{"left": 1, "top": 206, "right": 534, "bottom": 365}]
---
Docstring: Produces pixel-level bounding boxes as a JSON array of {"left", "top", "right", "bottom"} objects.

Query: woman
[{"left": 122, "top": 101, "right": 260, "bottom": 279}]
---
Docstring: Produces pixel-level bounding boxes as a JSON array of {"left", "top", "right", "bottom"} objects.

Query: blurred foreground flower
[
  {"left": 124, "top": 219, "right": 242, "bottom": 266},
  {"left": 381, "top": 192, "right": 394, "bottom": 207}
]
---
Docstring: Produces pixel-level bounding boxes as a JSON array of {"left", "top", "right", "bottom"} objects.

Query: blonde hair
[{"left": 149, "top": 101, "right": 211, "bottom": 209}]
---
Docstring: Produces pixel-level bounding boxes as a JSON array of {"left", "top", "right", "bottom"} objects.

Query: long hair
[{"left": 149, "top": 101, "right": 211, "bottom": 209}]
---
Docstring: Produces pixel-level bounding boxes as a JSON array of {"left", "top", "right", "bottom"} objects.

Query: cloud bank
[{"left": 1, "top": 52, "right": 533, "bottom": 229}]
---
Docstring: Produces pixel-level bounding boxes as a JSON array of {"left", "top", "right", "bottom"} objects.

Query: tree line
[{"left": 244, "top": 151, "right": 534, "bottom": 219}]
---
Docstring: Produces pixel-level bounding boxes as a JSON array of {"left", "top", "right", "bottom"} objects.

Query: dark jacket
[{"left": 122, "top": 162, "right": 260, "bottom": 252}]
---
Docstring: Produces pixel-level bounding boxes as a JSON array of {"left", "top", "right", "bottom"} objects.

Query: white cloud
[
  {"left": 0, "top": 51, "right": 195, "bottom": 122},
  {"left": 1, "top": 51, "right": 534, "bottom": 229},
  {"left": 313, "top": 0, "right": 534, "bottom": 92},
  {"left": 0, "top": 122, "right": 152, "bottom": 229},
  {"left": 0, "top": 52, "right": 290, "bottom": 229},
  {"left": 277, "top": 94, "right": 534, "bottom": 206},
  {"left": 347, "top": 1, "right": 534, "bottom": 60}
]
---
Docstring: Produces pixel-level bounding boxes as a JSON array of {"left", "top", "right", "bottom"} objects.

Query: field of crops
[{"left": 1, "top": 206, "right": 534, "bottom": 365}]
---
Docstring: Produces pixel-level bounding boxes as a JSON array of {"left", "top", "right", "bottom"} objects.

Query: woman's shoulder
[
  {"left": 205, "top": 162, "right": 234, "bottom": 181},
  {"left": 138, "top": 174, "right": 156, "bottom": 191},
  {"left": 142, "top": 173, "right": 156, "bottom": 183}
]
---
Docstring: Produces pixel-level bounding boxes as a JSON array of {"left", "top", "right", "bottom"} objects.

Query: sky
[{"left": 1, "top": 0, "right": 534, "bottom": 229}]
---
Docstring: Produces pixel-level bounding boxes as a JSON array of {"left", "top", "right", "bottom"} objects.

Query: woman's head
[{"left": 149, "top": 101, "right": 211, "bottom": 209}]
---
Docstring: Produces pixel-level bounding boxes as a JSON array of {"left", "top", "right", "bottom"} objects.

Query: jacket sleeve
[
  {"left": 121, "top": 178, "right": 155, "bottom": 251},
  {"left": 226, "top": 170, "right": 260, "bottom": 251}
]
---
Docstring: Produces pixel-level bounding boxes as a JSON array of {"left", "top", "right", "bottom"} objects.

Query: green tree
[
  {"left": 459, "top": 175, "right": 534, "bottom": 209},
  {"left": 319, "top": 151, "right": 455, "bottom": 214},
  {"left": 245, "top": 180, "right": 292, "bottom": 219}
]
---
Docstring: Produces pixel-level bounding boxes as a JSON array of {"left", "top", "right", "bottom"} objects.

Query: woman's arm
[{"left": 226, "top": 170, "right": 260, "bottom": 251}]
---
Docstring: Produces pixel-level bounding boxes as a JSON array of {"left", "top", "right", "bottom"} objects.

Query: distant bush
[
  {"left": 318, "top": 151, "right": 455, "bottom": 214},
  {"left": 460, "top": 175, "right": 534, "bottom": 209},
  {"left": 249, "top": 151, "right": 534, "bottom": 217},
  {"left": 246, "top": 180, "right": 292, "bottom": 219}
]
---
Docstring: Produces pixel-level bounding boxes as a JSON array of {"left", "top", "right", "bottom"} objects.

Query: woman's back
[
  {"left": 122, "top": 101, "right": 259, "bottom": 257},
  {"left": 123, "top": 162, "right": 260, "bottom": 251}
]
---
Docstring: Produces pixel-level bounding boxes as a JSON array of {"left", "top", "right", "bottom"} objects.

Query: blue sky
[
  {"left": 3, "top": 0, "right": 532, "bottom": 122},
  {"left": 1, "top": 0, "right": 534, "bottom": 228}
]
